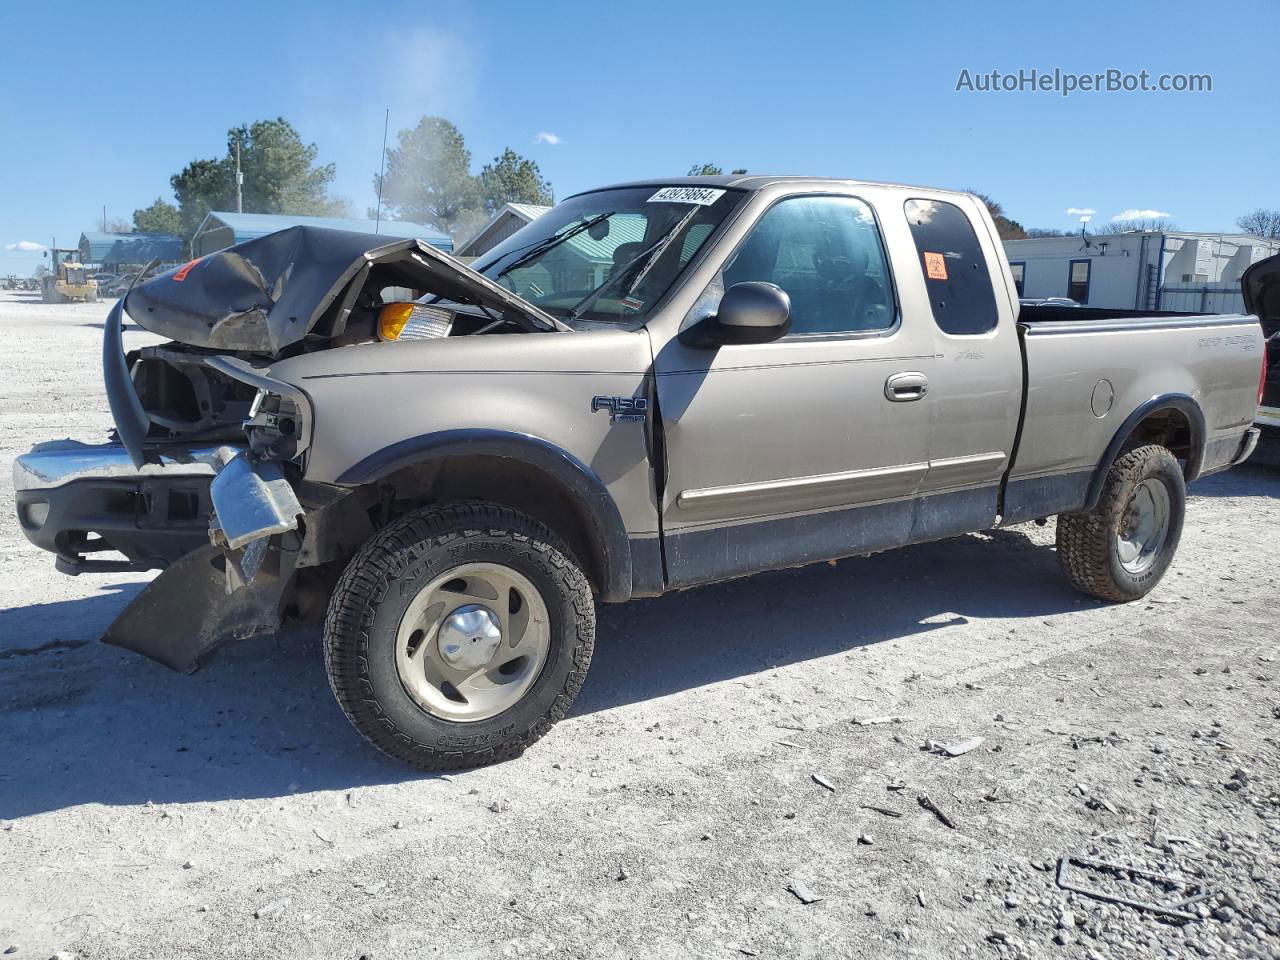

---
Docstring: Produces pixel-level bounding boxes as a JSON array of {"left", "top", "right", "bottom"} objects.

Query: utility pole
[
  {"left": 375, "top": 108, "right": 389, "bottom": 233},
  {"left": 235, "top": 133, "right": 244, "bottom": 214},
  {"left": 102, "top": 205, "right": 107, "bottom": 232}
]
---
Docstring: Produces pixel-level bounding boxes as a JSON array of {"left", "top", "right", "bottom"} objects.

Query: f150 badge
[{"left": 592, "top": 396, "right": 647, "bottom": 423}]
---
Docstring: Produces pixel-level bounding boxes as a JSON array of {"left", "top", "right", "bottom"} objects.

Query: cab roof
[{"left": 568, "top": 174, "right": 976, "bottom": 200}]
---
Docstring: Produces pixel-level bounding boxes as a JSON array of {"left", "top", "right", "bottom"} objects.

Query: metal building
[
  {"left": 79, "top": 232, "right": 183, "bottom": 270},
  {"left": 191, "top": 212, "right": 453, "bottom": 258},
  {"left": 1003, "top": 232, "right": 1280, "bottom": 313},
  {"left": 456, "top": 203, "right": 552, "bottom": 258}
]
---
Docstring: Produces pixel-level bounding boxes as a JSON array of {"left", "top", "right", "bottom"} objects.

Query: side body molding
[
  {"left": 1083, "top": 393, "right": 1206, "bottom": 510},
  {"left": 335, "top": 429, "right": 634, "bottom": 602}
]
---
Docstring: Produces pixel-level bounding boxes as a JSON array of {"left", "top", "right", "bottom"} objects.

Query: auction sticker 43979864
[{"left": 649, "top": 186, "right": 726, "bottom": 205}]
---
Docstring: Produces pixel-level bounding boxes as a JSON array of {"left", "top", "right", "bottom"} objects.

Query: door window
[{"left": 721, "top": 196, "right": 895, "bottom": 335}]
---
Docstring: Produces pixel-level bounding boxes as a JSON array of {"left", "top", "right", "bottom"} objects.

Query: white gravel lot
[{"left": 0, "top": 289, "right": 1277, "bottom": 959}]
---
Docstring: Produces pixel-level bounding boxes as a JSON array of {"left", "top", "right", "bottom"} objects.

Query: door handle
[{"left": 884, "top": 371, "right": 928, "bottom": 402}]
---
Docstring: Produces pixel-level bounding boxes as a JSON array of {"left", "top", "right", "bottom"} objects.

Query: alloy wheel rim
[
  {"left": 394, "top": 562, "right": 550, "bottom": 722},
  {"left": 1116, "top": 478, "right": 1172, "bottom": 575}
]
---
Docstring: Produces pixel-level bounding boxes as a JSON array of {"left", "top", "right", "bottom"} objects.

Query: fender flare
[
  {"left": 335, "top": 429, "right": 633, "bottom": 602},
  {"left": 1084, "top": 393, "right": 1205, "bottom": 509}
]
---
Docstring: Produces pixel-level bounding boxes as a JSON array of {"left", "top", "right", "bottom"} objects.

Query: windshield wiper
[
  {"left": 495, "top": 212, "right": 614, "bottom": 280},
  {"left": 564, "top": 207, "right": 700, "bottom": 322}
]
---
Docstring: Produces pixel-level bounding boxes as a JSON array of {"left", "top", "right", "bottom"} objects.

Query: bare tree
[
  {"left": 1099, "top": 218, "right": 1177, "bottom": 234},
  {"left": 1236, "top": 208, "right": 1280, "bottom": 239},
  {"left": 965, "top": 190, "right": 1026, "bottom": 240}
]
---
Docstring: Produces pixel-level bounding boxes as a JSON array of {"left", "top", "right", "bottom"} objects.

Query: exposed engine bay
[{"left": 120, "top": 225, "right": 566, "bottom": 449}]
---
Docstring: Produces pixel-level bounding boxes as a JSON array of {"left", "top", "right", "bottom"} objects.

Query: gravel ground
[{"left": 1, "top": 290, "right": 1277, "bottom": 959}]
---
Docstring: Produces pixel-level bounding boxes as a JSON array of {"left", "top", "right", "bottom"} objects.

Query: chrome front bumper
[
  {"left": 14, "top": 439, "right": 303, "bottom": 575},
  {"left": 14, "top": 439, "right": 234, "bottom": 494}
]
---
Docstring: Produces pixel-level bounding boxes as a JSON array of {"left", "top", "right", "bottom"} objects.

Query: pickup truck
[{"left": 13, "top": 176, "right": 1268, "bottom": 769}]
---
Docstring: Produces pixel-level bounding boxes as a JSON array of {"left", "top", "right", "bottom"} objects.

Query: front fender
[{"left": 337, "top": 429, "right": 635, "bottom": 602}]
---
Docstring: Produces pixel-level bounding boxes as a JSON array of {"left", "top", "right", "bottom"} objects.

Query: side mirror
[{"left": 682, "top": 281, "right": 791, "bottom": 347}]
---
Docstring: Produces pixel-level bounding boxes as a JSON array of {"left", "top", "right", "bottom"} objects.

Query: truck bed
[{"left": 1002, "top": 307, "right": 1264, "bottom": 525}]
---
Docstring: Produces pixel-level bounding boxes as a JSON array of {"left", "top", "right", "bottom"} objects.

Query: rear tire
[
  {"left": 324, "top": 502, "right": 595, "bottom": 770},
  {"left": 1056, "top": 444, "right": 1185, "bottom": 602}
]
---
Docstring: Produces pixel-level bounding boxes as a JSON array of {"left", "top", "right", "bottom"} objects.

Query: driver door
[{"left": 653, "top": 193, "right": 937, "bottom": 587}]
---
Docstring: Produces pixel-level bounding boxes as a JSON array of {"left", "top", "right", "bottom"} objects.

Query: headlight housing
[{"left": 378, "top": 302, "right": 454, "bottom": 341}]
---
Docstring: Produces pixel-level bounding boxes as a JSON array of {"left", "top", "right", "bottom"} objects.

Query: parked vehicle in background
[
  {"left": 1244, "top": 254, "right": 1280, "bottom": 454},
  {"left": 13, "top": 175, "right": 1268, "bottom": 769},
  {"left": 40, "top": 248, "right": 97, "bottom": 303}
]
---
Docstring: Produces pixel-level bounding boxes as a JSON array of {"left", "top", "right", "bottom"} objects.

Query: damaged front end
[{"left": 18, "top": 226, "right": 561, "bottom": 671}]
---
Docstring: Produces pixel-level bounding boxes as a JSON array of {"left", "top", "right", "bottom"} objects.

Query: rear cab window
[{"left": 903, "top": 198, "right": 999, "bottom": 335}]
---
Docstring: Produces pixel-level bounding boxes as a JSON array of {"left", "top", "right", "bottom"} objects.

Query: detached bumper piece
[
  {"left": 14, "top": 439, "right": 307, "bottom": 673},
  {"left": 13, "top": 440, "right": 227, "bottom": 574}
]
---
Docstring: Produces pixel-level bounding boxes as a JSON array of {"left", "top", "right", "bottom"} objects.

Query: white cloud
[
  {"left": 533, "top": 131, "right": 562, "bottom": 146},
  {"left": 1112, "top": 208, "right": 1172, "bottom": 222},
  {"left": 1064, "top": 207, "right": 1096, "bottom": 217},
  {"left": 4, "top": 240, "right": 46, "bottom": 252}
]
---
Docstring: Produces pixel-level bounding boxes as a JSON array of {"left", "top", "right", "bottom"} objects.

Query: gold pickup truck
[{"left": 13, "top": 176, "right": 1268, "bottom": 768}]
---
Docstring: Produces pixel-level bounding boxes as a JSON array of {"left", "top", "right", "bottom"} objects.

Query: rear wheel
[
  {"left": 324, "top": 502, "right": 595, "bottom": 770},
  {"left": 1056, "top": 444, "right": 1185, "bottom": 602}
]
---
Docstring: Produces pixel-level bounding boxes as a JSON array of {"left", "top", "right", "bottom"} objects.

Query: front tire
[
  {"left": 324, "top": 502, "right": 595, "bottom": 770},
  {"left": 1056, "top": 444, "right": 1185, "bottom": 602}
]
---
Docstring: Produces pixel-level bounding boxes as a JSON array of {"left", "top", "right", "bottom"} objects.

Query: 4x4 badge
[{"left": 592, "top": 395, "right": 647, "bottom": 423}]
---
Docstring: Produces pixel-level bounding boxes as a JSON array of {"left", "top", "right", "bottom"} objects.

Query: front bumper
[{"left": 14, "top": 440, "right": 236, "bottom": 574}]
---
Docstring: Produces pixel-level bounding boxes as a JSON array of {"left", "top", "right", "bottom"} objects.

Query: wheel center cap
[{"left": 437, "top": 604, "right": 503, "bottom": 671}]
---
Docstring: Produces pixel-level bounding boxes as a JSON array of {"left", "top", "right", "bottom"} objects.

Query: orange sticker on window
[
  {"left": 924, "top": 252, "right": 948, "bottom": 281},
  {"left": 172, "top": 258, "right": 202, "bottom": 282}
]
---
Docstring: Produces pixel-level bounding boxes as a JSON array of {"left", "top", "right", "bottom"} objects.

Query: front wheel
[
  {"left": 324, "top": 502, "right": 595, "bottom": 770},
  {"left": 1056, "top": 444, "right": 1186, "bottom": 602}
]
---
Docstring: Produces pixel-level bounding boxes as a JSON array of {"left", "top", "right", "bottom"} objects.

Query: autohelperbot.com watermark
[{"left": 955, "top": 67, "right": 1212, "bottom": 96}]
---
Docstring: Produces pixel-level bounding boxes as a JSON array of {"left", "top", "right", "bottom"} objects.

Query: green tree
[
  {"left": 171, "top": 157, "right": 234, "bottom": 242},
  {"left": 478, "top": 148, "right": 553, "bottom": 214},
  {"left": 378, "top": 116, "right": 481, "bottom": 236},
  {"left": 132, "top": 198, "right": 182, "bottom": 235},
  {"left": 687, "top": 163, "right": 724, "bottom": 176},
  {"left": 232, "top": 118, "right": 337, "bottom": 216},
  {"left": 170, "top": 118, "right": 339, "bottom": 244}
]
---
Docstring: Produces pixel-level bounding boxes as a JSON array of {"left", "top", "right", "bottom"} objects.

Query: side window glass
[
  {"left": 721, "top": 196, "right": 894, "bottom": 335},
  {"left": 904, "top": 198, "right": 999, "bottom": 335}
]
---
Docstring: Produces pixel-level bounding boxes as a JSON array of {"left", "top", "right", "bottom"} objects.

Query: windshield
[{"left": 469, "top": 185, "right": 743, "bottom": 323}]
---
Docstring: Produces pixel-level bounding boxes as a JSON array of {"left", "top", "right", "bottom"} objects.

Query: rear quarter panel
[{"left": 1014, "top": 315, "right": 1264, "bottom": 482}]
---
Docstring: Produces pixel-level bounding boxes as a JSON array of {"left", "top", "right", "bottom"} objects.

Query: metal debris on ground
[
  {"left": 811, "top": 773, "right": 836, "bottom": 792},
  {"left": 860, "top": 805, "right": 903, "bottom": 818},
  {"left": 886, "top": 779, "right": 907, "bottom": 791},
  {"left": 1055, "top": 855, "right": 1217, "bottom": 921},
  {"left": 852, "top": 715, "right": 906, "bottom": 726},
  {"left": 787, "top": 878, "right": 824, "bottom": 904},
  {"left": 941, "top": 736, "right": 985, "bottom": 757},
  {"left": 918, "top": 793, "right": 957, "bottom": 829},
  {"left": 254, "top": 898, "right": 290, "bottom": 919}
]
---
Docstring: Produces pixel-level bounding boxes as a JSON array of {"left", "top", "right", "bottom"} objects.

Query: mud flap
[{"left": 102, "top": 538, "right": 298, "bottom": 674}]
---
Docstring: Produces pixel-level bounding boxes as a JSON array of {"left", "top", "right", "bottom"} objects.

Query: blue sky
[{"left": 1, "top": 0, "right": 1275, "bottom": 275}]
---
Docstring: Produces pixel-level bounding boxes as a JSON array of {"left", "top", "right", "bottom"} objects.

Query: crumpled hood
[{"left": 123, "top": 225, "right": 560, "bottom": 354}]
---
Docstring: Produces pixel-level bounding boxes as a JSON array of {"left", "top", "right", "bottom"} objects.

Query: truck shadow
[
  {"left": 0, "top": 527, "right": 1089, "bottom": 819},
  {"left": 1188, "top": 461, "right": 1280, "bottom": 500}
]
